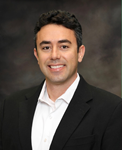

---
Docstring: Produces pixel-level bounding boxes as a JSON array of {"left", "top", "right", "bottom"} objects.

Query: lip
[{"left": 48, "top": 64, "right": 65, "bottom": 72}]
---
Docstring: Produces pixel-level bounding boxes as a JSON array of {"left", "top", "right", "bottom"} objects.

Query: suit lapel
[
  {"left": 50, "top": 75, "right": 93, "bottom": 150},
  {"left": 19, "top": 83, "right": 43, "bottom": 150}
]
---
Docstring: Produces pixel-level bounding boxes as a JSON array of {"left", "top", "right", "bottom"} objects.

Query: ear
[
  {"left": 34, "top": 48, "right": 39, "bottom": 62},
  {"left": 78, "top": 45, "right": 85, "bottom": 62}
]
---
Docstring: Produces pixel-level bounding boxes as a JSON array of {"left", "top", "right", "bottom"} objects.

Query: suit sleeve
[
  {"left": 102, "top": 101, "right": 122, "bottom": 150},
  {"left": 0, "top": 99, "right": 4, "bottom": 150}
]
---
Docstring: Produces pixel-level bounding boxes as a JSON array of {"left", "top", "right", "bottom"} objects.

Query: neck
[{"left": 46, "top": 75, "right": 77, "bottom": 102}]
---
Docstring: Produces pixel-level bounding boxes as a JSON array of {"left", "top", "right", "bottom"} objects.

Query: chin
[{"left": 47, "top": 76, "right": 67, "bottom": 84}]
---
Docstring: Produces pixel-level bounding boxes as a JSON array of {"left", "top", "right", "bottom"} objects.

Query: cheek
[
  {"left": 37, "top": 58, "right": 45, "bottom": 69},
  {"left": 66, "top": 52, "right": 78, "bottom": 64},
  {"left": 38, "top": 54, "right": 48, "bottom": 64}
]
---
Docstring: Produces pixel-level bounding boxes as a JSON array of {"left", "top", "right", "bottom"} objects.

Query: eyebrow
[
  {"left": 39, "top": 39, "right": 71, "bottom": 46},
  {"left": 39, "top": 41, "right": 51, "bottom": 46},
  {"left": 58, "top": 39, "right": 71, "bottom": 44}
]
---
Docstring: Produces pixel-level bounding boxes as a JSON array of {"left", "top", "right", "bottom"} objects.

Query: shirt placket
[{"left": 41, "top": 103, "right": 56, "bottom": 150}]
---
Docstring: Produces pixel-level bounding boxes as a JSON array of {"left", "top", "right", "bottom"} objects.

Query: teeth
[{"left": 50, "top": 65, "right": 64, "bottom": 69}]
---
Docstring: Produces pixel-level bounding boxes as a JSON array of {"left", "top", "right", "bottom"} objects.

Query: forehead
[{"left": 36, "top": 24, "right": 77, "bottom": 43}]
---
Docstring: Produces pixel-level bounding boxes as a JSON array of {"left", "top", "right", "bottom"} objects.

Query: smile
[{"left": 50, "top": 65, "right": 64, "bottom": 69}]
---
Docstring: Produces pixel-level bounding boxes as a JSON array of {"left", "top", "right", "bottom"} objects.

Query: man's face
[{"left": 34, "top": 24, "right": 85, "bottom": 86}]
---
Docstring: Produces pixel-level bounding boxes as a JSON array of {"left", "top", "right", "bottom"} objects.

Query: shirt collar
[
  {"left": 57, "top": 73, "right": 80, "bottom": 104},
  {"left": 38, "top": 81, "right": 46, "bottom": 102},
  {"left": 38, "top": 73, "right": 80, "bottom": 104}
]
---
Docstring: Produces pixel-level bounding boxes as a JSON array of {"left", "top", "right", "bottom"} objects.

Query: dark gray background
[{"left": 0, "top": 0, "right": 121, "bottom": 100}]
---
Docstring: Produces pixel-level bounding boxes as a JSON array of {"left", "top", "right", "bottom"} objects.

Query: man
[{"left": 0, "top": 10, "right": 122, "bottom": 150}]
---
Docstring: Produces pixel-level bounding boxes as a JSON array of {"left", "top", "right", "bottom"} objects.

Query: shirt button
[{"left": 44, "top": 139, "right": 47, "bottom": 142}]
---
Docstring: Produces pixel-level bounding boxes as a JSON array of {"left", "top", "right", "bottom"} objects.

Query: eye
[
  {"left": 60, "top": 45, "right": 69, "bottom": 49},
  {"left": 42, "top": 46, "right": 50, "bottom": 50}
]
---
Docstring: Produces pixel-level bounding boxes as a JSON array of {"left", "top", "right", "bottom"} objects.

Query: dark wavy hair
[{"left": 34, "top": 10, "right": 82, "bottom": 51}]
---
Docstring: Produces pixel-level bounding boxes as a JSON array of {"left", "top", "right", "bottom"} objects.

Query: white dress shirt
[{"left": 31, "top": 74, "right": 80, "bottom": 150}]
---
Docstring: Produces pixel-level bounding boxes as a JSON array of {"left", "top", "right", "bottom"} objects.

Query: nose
[{"left": 51, "top": 47, "right": 61, "bottom": 60}]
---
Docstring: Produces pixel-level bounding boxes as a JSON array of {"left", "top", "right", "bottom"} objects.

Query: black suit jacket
[{"left": 0, "top": 75, "right": 122, "bottom": 150}]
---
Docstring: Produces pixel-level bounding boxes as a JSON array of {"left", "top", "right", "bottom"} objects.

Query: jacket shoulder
[
  {"left": 89, "top": 84, "right": 122, "bottom": 106},
  {"left": 79, "top": 74, "right": 122, "bottom": 104},
  {"left": 5, "top": 85, "right": 41, "bottom": 103}
]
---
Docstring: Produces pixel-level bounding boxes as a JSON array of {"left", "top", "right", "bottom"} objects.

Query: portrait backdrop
[{"left": 0, "top": 0, "right": 121, "bottom": 100}]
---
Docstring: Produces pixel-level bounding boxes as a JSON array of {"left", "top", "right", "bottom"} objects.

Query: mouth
[
  {"left": 48, "top": 64, "right": 65, "bottom": 71},
  {"left": 49, "top": 65, "right": 65, "bottom": 69}
]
